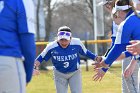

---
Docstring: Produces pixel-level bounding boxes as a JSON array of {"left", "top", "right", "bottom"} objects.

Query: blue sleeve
[
  {"left": 85, "top": 50, "right": 97, "bottom": 60},
  {"left": 17, "top": 0, "right": 35, "bottom": 34},
  {"left": 124, "top": 51, "right": 133, "bottom": 57},
  {"left": 44, "top": 51, "right": 52, "bottom": 62},
  {"left": 111, "top": 37, "right": 116, "bottom": 47},
  {"left": 104, "top": 37, "right": 116, "bottom": 57},
  {"left": 19, "top": 34, "right": 36, "bottom": 83},
  {"left": 104, "top": 44, "right": 127, "bottom": 65},
  {"left": 36, "top": 55, "right": 44, "bottom": 62},
  {"left": 79, "top": 49, "right": 97, "bottom": 60},
  {"left": 17, "top": 0, "right": 36, "bottom": 83},
  {"left": 78, "top": 41, "right": 97, "bottom": 60},
  {"left": 102, "top": 67, "right": 109, "bottom": 72},
  {"left": 36, "top": 52, "right": 51, "bottom": 63},
  {"left": 36, "top": 47, "right": 52, "bottom": 63}
]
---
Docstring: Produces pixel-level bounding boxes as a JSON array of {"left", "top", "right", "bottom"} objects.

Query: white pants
[
  {"left": 0, "top": 56, "right": 26, "bottom": 93},
  {"left": 53, "top": 69, "right": 82, "bottom": 93},
  {"left": 122, "top": 57, "right": 139, "bottom": 93}
]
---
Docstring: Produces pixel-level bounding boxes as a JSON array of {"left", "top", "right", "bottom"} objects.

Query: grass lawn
[{"left": 27, "top": 64, "right": 122, "bottom": 93}]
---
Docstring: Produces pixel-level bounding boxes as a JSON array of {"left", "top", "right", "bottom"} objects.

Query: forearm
[
  {"left": 129, "top": 58, "right": 137, "bottom": 67},
  {"left": 116, "top": 53, "right": 126, "bottom": 61},
  {"left": 36, "top": 55, "right": 44, "bottom": 63},
  {"left": 86, "top": 50, "right": 97, "bottom": 60},
  {"left": 104, "top": 44, "right": 127, "bottom": 65},
  {"left": 20, "top": 33, "right": 36, "bottom": 83}
]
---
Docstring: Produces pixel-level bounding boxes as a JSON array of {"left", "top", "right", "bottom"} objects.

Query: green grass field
[{"left": 27, "top": 64, "right": 122, "bottom": 93}]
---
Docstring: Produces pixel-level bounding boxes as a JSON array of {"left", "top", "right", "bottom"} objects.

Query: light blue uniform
[{"left": 0, "top": 0, "right": 36, "bottom": 93}]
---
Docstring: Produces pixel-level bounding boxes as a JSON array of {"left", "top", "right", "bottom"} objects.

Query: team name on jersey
[{"left": 52, "top": 53, "right": 78, "bottom": 61}]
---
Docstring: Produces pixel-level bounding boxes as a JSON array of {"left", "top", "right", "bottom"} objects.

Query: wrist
[
  {"left": 34, "top": 66, "right": 39, "bottom": 70},
  {"left": 95, "top": 56, "right": 102, "bottom": 62},
  {"left": 100, "top": 61, "right": 109, "bottom": 68}
]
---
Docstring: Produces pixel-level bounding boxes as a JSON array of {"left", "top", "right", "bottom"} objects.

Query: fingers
[
  {"left": 129, "top": 40, "right": 138, "bottom": 45},
  {"left": 124, "top": 65, "right": 134, "bottom": 78},
  {"left": 93, "top": 74, "right": 102, "bottom": 81},
  {"left": 126, "top": 48, "right": 138, "bottom": 55},
  {"left": 92, "top": 62, "right": 102, "bottom": 69},
  {"left": 96, "top": 56, "right": 103, "bottom": 63},
  {"left": 34, "top": 61, "right": 40, "bottom": 67},
  {"left": 33, "top": 69, "right": 40, "bottom": 76},
  {"left": 92, "top": 69, "right": 105, "bottom": 82},
  {"left": 93, "top": 73, "right": 103, "bottom": 82},
  {"left": 124, "top": 70, "right": 132, "bottom": 78}
]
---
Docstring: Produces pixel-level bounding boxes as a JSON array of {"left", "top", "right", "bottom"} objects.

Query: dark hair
[
  {"left": 115, "top": 0, "right": 132, "bottom": 13},
  {"left": 58, "top": 26, "right": 71, "bottom": 32},
  {"left": 116, "top": 0, "right": 130, "bottom": 6},
  {"left": 115, "top": 0, "right": 140, "bottom": 17}
]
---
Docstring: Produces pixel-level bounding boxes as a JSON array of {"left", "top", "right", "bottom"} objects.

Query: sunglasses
[{"left": 57, "top": 31, "right": 72, "bottom": 36}]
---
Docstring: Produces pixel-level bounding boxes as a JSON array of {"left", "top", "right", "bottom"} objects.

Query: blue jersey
[
  {"left": 36, "top": 38, "right": 97, "bottom": 73},
  {"left": 0, "top": 0, "right": 36, "bottom": 83},
  {"left": 104, "top": 11, "right": 140, "bottom": 66},
  {"left": 102, "top": 9, "right": 134, "bottom": 72}
]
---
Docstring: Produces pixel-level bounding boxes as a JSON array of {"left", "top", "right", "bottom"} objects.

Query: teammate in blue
[
  {"left": 0, "top": 0, "right": 36, "bottom": 93},
  {"left": 93, "top": 0, "right": 140, "bottom": 90},
  {"left": 95, "top": 1, "right": 139, "bottom": 93},
  {"left": 34, "top": 26, "right": 101, "bottom": 93}
]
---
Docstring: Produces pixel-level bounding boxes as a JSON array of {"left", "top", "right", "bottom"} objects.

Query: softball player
[
  {"left": 93, "top": 0, "right": 140, "bottom": 92},
  {"left": 95, "top": 0, "right": 139, "bottom": 93},
  {"left": 34, "top": 26, "right": 101, "bottom": 93},
  {"left": 0, "top": 0, "right": 36, "bottom": 93}
]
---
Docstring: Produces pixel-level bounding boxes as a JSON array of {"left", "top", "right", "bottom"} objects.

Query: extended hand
[
  {"left": 126, "top": 40, "right": 140, "bottom": 55},
  {"left": 93, "top": 68, "right": 105, "bottom": 82},
  {"left": 95, "top": 56, "right": 103, "bottom": 63},
  {"left": 92, "top": 60, "right": 109, "bottom": 69},
  {"left": 33, "top": 60, "right": 40, "bottom": 76},
  {"left": 33, "top": 68, "right": 40, "bottom": 76},
  {"left": 123, "top": 59, "right": 137, "bottom": 78}
]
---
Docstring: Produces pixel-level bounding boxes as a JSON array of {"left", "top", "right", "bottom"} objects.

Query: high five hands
[
  {"left": 92, "top": 56, "right": 109, "bottom": 82},
  {"left": 93, "top": 56, "right": 109, "bottom": 69},
  {"left": 33, "top": 61, "right": 40, "bottom": 76}
]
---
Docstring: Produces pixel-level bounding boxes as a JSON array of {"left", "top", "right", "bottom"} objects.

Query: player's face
[
  {"left": 58, "top": 39, "right": 71, "bottom": 48},
  {"left": 112, "top": 10, "right": 126, "bottom": 25}
]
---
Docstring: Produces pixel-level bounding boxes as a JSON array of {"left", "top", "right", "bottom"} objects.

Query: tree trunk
[
  {"left": 36, "top": 0, "right": 40, "bottom": 41},
  {"left": 45, "top": 0, "right": 52, "bottom": 41}
]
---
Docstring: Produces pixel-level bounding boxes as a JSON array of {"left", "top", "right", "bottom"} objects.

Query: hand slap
[
  {"left": 92, "top": 60, "right": 109, "bottom": 69},
  {"left": 92, "top": 68, "right": 105, "bottom": 82}
]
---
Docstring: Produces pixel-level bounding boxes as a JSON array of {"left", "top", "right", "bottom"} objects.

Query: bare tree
[{"left": 36, "top": 0, "right": 40, "bottom": 41}]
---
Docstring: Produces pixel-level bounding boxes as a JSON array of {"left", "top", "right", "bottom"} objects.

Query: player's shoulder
[
  {"left": 122, "top": 13, "right": 140, "bottom": 30},
  {"left": 45, "top": 40, "right": 58, "bottom": 50},
  {"left": 70, "top": 37, "right": 82, "bottom": 45},
  {"left": 126, "top": 12, "right": 140, "bottom": 23}
]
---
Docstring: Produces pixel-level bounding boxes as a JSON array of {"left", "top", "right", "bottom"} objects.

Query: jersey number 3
[{"left": 63, "top": 62, "right": 69, "bottom": 68}]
